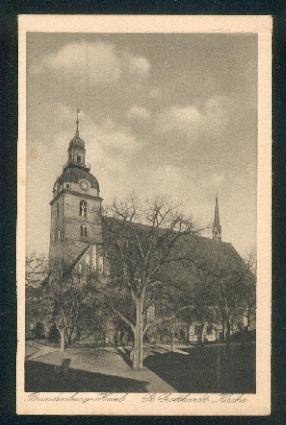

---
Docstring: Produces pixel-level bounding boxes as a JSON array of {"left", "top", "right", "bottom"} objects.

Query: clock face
[{"left": 80, "top": 180, "right": 89, "bottom": 191}]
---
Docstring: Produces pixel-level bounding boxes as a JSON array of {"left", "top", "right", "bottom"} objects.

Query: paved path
[
  {"left": 25, "top": 341, "right": 60, "bottom": 360},
  {"left": 26, "top": 343, "right": 175, "bottom": 392}
]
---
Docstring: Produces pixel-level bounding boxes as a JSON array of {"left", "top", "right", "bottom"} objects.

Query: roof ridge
[{"left": 103, "top": 216, "right": 234, "bottom": 248}]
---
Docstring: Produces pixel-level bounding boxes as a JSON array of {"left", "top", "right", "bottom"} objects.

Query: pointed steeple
[
  {"left": 75, "top": 108, "right": 80, "bottom": 137},
  {"left": 212, "top": 196, "right": 222, "bottom": 241}
]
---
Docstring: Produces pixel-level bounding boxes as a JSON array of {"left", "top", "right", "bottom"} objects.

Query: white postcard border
[{"left": 17, "top": 14, "right": 272, "bottom": 416}]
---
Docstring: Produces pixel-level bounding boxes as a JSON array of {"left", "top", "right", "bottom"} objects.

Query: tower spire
[
  {"left": 212, "top": 196, "right": 222, "bottom": 241},
  {"left": 67, "top": 110, "right": 86, "bottom": 169},
  {"left": 75, "top": 108, "right": 80, "bottom": 136}
]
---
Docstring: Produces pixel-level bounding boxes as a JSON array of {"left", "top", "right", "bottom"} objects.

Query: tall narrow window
[
  {"left": 99, "top": 256, "right": 104, "bottom": 273},
  {"left": 79, "top": 200, "right": 87, "bottom": 217},
  {"left": 80, "top": 225, "right": 87, "bottom": 238},
  {"left": 56, "top": 202, "right": 59, "bottom": 217},
  {"left": 77, "top": 155, "right": 82, "bottom": 163},
  {"left": 57, "top": 229, "right": 61, "bottom": 240}
]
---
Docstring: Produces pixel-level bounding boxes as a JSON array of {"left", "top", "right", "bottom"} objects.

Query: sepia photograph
[{"left": 17, "top": 15, "right": 272, "bottom": 415}]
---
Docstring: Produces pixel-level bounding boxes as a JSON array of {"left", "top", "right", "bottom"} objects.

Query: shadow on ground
[
  {"left": 25, "top": 360, "right": 148, "bottom": 392},
  {"left": 144, "top": 343, "right": 256, "bottom": 393},
  {"left": 114, "top": 346, "right": 133, "bottom": 368}
]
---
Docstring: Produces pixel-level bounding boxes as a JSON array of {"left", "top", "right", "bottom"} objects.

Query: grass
[
  {"left": 25, "top": 341, "right": 256, "bottom": 393},
  {"left": 144, "top": 342, "right": 256, "bottom": 393},
  {"left": 25, "top": 360, "right": 148, "bottom": 392}
]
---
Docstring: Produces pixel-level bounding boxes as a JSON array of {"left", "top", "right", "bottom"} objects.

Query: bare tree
[
  {"left": 25, "top": 254, "right": 49, "bottom": 288},
  {"left": 25, "top": 254, "right": 50, "bottom": 338},
  {"left": 178, "top": 240, "right": 253, "bottom": 348},
  {"left": 202, "top": 262, "right": 247, "bottom": 345},
  {"left": 26, "top": 253, "right": 105, "bottom": 350},
  {"left": 48, "top": 257, "right": 92, "bottom": 351},
  {"left": 100, "top": 195, "right": 199, "bottom": 369},
  {"left": 242, "top": 252, "right": 257, "bottom": 330},
  {"left": 191, "top": 278, "right": 215, "bottom": 346}
]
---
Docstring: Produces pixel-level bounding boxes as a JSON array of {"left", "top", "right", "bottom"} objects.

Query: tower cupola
[{"left": 67, "top": 110, "right": 86, "bottom": 168}]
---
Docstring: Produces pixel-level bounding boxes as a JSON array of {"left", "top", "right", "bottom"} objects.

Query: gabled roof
[
  {"left": 46, "top": 216, "right": 244, "bottom": 289},
  {"left": 101, "top": 216, "right": 245, "bottom": 287}
]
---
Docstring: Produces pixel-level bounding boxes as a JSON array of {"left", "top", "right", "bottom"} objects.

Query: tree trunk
[
  {"left": 59, "top": 329, "right": 65, "bottom": 352},
  {"left": 221, "top": 321, "right": 225, "bottom": 343},
  {"left": 170, "top": 329, "right": 174, "bottom": 352},
  {"left": 224, "top": 320, "right": 231, "bottom": 388},
  {"left": 132, "top": 299, "right": 144, "bottom": 369},
  {"left": 225, "top": 321, "right": 231, "bottom": 346},
  {"left": 66, "top": 329, "right": 72, "bottom": 347},
  {"left": 200, "top": 324, "right": 204, "bottom": 347},
  {"left": 55, "top": 321, "right": 66, "bottom": 352}
]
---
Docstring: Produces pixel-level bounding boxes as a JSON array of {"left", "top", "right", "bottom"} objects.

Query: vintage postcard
[{"left": 17, "top": 15, "right": 272, "bottom": 415}]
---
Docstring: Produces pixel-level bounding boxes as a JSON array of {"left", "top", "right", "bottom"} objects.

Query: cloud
[
  {"left": 157, "top": 105, "right": 202, "bottom": 131},
  {"left": 52, "top": 102, "right": 88, "bottom": 124},
  {"left": 197, "top": 172, "right": 225, "bottom": 193},
  {"left": 148, "top": 87, "right": 160, "bottom": 98},
  {"left": 156, "top": 96, "right": 230, "bottom": 140},
  {"left": 127, "top": 105, "right": 150, "bottom": 120},
  {"left": 32, "top": 42, "right": 121, "bottom": 85},
  {"left": 126, "top": 54, "right": 151, "bottom": 76},
  {"left": 32, "top": 41, "right": 151, "bottom": 85}
]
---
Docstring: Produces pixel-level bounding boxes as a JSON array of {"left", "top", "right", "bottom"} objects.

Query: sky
[{"left": 26, "top": 33, "right": 257, "bottom": 258}]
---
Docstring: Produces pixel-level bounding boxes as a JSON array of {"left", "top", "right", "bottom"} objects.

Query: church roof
[
  {"left": 49, "top": 215, "right": 244, "bottom": 285},
  {"left": 102, "top": 217, "right": 245, "bottom": 288},
  {"left": 57, "top": 164, "right": 99, "bottom": 190}
]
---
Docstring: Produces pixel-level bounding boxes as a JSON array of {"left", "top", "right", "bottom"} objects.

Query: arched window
[
  {"left": 80, "top": 225, "right": 87, "bottom": 238},
  {"left": 56, "top": 202, "right": 59, "bottom": 217},
  {"left": 79, "top": 200, "right": 87, "bottom": 217}
]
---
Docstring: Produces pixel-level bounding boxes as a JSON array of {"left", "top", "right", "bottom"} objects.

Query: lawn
[
  {"left": 144, "top": 342, "right": 256, "bottom": 393},
  {"left": 25, "top": 360, "right": 149, "bottom": 392},
  {"left": 25, "top": 342, "right": 255, "bottom": 393}
]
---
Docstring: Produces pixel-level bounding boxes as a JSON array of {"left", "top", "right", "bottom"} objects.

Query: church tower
[
  {"left": 212, "top": 196, "right": 222, "bottom": 241},
  {"left": 49, "top": 112, "right": 103, "bottom": 272}
]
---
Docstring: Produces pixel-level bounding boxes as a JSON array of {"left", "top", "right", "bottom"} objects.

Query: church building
[{"left": 43, "top": 115, "right": 254, "bottom": 345}]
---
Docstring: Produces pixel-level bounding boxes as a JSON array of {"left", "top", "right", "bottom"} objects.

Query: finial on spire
[
  {"left": 75, "top": 108, "right": 80, "bottom": 136},
  {"left": 212, "top": 195, "right": 222, "bottom": 241}
]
